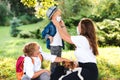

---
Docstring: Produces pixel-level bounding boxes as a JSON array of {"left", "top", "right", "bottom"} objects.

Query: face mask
[
  {"left": 39, "top": 46, "right": 42, "bottom": 53},
  {"left": 56, "top": 16, "right": 61, "bottom": 22},
  {"left": 76, "top": 27, "right": 80, "bottom": 35}
]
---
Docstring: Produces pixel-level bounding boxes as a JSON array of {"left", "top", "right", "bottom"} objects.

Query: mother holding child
[
  {"left": 22, "top": 6, "right": 99, "bottom": 80},
  {"left": 52, "top": 16, "right": 99, "bottom": 80}
]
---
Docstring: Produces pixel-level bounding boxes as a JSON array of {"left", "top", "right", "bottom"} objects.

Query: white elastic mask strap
[{"left": 77, "top": 27, "right": 80, "bottom": 35}]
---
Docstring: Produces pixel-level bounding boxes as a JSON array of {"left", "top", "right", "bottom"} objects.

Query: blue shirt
[{"left": 42, "top": 21, "right": 64, "bottom": 49}]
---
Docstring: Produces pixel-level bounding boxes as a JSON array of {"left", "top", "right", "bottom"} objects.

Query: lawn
[{"left": 0, "top": 22, "right": 120, "bottom": 80}]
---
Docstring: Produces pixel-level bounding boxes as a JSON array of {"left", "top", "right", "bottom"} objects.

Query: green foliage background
[{"left": 0, "top": 0, "right": 120, "bottom": 80}]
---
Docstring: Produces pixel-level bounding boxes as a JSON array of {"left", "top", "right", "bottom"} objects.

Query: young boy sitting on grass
[{"left": 22, "top": 42, "right": 70, "bottom": 80}]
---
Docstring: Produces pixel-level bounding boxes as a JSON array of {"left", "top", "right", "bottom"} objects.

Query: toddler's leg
[
  {"left": 40, "top": 72, "right": 50, "bottom": 80},
  {"left": 22, "top": 75, "right": 31, "bottom": 80}
]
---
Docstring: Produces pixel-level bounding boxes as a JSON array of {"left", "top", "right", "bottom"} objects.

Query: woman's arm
[
  {"left": 54, "top": 57, "right": 70, "bottom": 62},
  {"left": 40, "top": 51, "right": 70, "bottom": 63},
  {"left": 52, "top": 20, "right": 73, "bottom": 44}
]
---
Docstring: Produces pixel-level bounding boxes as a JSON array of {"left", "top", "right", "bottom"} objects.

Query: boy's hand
[{"left": 48, "top": 36, "right": 53, "bottom": 43}]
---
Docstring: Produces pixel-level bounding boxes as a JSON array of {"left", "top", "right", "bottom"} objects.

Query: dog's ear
[
  {"left": 69, "top": 61, "right": 75, "bottom": 69},
  {"left": 62, "top": 61, "right": 65, "bottom": 64},
  {"left": 70, "top": 61, "right": 74, "bottom": 65},
  {"left": 62, "top": 61, "right": 65, "bottom": 66}
]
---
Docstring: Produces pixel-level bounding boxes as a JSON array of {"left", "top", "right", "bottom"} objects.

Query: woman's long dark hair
[{"left": 80, "top": 18, "right": 99, "bottom": 55}]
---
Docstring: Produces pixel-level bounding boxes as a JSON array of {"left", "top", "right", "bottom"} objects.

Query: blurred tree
[
  {"left": 58, "top": 0, "right": 93, "bottom": 19},
  {"left": 10, "top": 17, "right": 22, "bottom": 37},
  {"left": 8, "top": 0, "right": 35, "bottom": 16},
  {"left": 20, "top": 0, "right": 57, "bottom": 18},
  {"left": 0, "top": 2, "right": 12, "bottom": 26},
  {"left": 56, "top": 0, "right": 94, "bottom": 28},
  {"left": 58, "top": 0, "right": 120, "bottom": 22},
  {"left": 96, "top": 19, "right": 120, "bottom": 46},
  {"left": 90, "top": 0, "right": 120, "bottom": 21}
]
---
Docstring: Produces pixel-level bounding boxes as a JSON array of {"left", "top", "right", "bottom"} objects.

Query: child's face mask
[
  {"left": 56, "top": 16, "right": 61, "bottom": 22},
  {"left": 39, "top": 46, "right": 42, "bottom": 53}
]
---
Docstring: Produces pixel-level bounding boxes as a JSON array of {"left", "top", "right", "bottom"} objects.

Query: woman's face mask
[
  {"left": 76, "top": 27, "right": 80, "bottom": 35},
  {"left": 77, "top": 22, "right": 81, "bottom": 35},
  {"left": 56, "top": 16, "right": 62, "bottom": 22}
]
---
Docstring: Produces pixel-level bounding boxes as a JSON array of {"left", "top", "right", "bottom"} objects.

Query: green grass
[
  {"left": 18, "top": 19, "right": 49, "bottom": 31},
  {"left": 0, "top": 22, "right": 120, "bottom": 80},
  {"left": 97, "top": 47, "right": 120, "bottom": 80}
]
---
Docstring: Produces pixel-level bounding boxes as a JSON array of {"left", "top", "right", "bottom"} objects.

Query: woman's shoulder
[{"left": 71, "top": 35, "right": 88, "bottom": 46}]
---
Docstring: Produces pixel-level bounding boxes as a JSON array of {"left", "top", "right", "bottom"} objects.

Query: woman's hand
[
  {"left": 60, "top": 20, "right": 66, "bottom": 28},
  {"left": 52, "top": 19, "right": 65, "bottom": 28},
  {"left": 52, "top": 17, "right": 73, "bottom": 44},
  {"left": 74, "top": 61, "right": 79, "bottom": 68},
  {"left": 52, "top": 19, "right": 61, "bottom": 28},
  {"left": 55, "top": 57, "right": 71, "bottom": 63}
]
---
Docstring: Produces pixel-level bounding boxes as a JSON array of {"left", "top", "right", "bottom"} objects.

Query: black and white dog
[{"left": 50, "top": 61, "right": 83, "bottom": 80}]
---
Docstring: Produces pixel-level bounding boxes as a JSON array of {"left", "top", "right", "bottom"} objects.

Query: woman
[{"left": 52, "top": 18, "right": 99, "bottom": 80}]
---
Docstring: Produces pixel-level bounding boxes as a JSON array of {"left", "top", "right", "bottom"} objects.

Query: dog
[
  {"left": 62, "top": 61, "right": 76, "bottom": 70},
  {"left": 59, "top": 61, "right": 83, "bottom": 80},
  {"left": 50, "top": 61, "right": 83, "bottom": 80}
]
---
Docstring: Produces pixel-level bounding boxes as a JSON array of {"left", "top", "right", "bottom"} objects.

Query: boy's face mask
[{"left": 56, "top": 16, "right": 62, "bottom": 22}]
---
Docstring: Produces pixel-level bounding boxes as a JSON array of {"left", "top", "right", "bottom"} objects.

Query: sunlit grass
[
  {"left": 0, "top": 57, "right": 16, "bottom": 80},
  {"left": 97, "top": 47, "right": 120, "bottom": 80}
]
